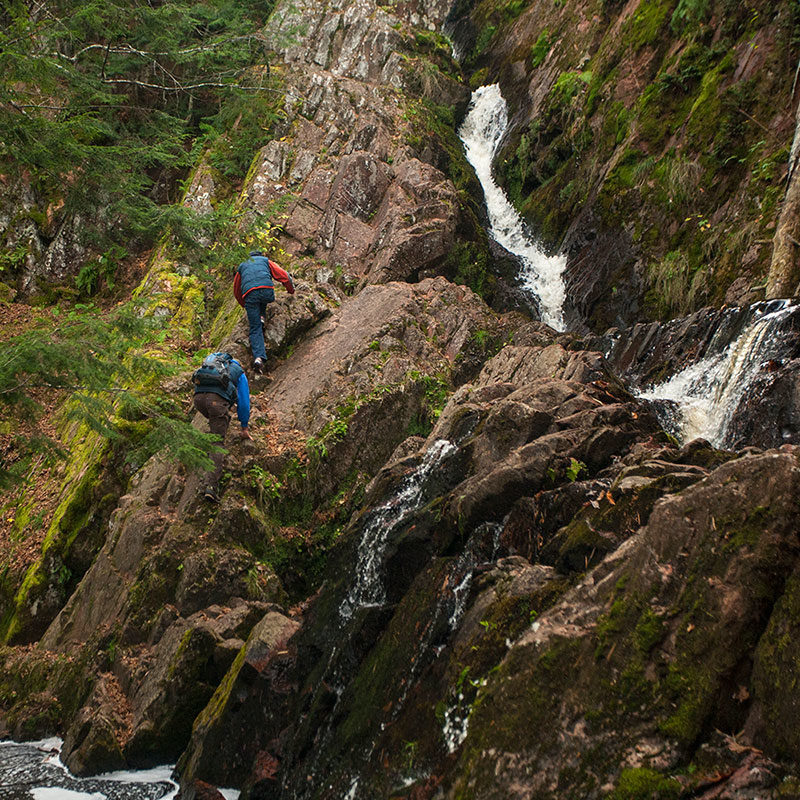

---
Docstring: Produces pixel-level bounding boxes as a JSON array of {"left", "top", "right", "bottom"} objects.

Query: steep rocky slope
[{"left": 2, "top": 0, "right": 800, "bottom": 799}]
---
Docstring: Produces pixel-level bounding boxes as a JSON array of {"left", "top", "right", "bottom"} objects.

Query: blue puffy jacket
[{"left": 237, "top": 253, "right": 274, "bottom": 296}]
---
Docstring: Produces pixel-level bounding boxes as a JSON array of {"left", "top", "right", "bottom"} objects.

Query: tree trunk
[{"left": 766, "top": 66, "right": 800, "bottom": 299}]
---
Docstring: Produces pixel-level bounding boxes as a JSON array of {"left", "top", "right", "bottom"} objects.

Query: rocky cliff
[
  {"left": 448, "top": 0, "right": 800, "bottom": 330},
  {"left": 2, "top": 1, "right": 800, "bottom": 799}
]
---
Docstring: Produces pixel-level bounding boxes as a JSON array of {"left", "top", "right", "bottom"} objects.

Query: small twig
[
  {"left": 99, "top": 77, "right": 279, "bottom": 93},
  {"left": 59, "top": 35, "right": 265, "bottom": 63},
  {"left": 737, "top": 107, "right": 771, "bottom": 135},
  {"left": 0, "top": 382, "right": 130, "bottom": 395},
  {"left": 101, "top": 41, "right": 110, "bottom": 82}
]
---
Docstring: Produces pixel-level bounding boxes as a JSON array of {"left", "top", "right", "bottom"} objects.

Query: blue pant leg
[{"left": 245, "top": 293, "right": 267, "bottom": 360}]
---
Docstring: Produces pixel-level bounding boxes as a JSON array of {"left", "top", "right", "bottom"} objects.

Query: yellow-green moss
[
  {"left": 609, "top": 766, "right": 681, "bottom": 799},
  {"left": 204, "top": 644, "right": 245, "bottom": 723},
  {"left": 133, "top": 263, "right": 205, "bottom": 337},
  {"left": 1, "top": 422, "right": 109, "bottom": 643},
  {"left": 208, "top": 292, "right": 242, "bottom": 345}
]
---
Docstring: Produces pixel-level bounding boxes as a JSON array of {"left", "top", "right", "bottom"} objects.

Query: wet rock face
[
  {"left": 173, "top": 339, "right": 679, "bottom": 796},
  {"left": 590, "top": 305, "right": 758, "bottom": 388},
  {"left": 168, "top": 325, "right": 800, "bottom": 799},
  {"left": 445, "top": 449, "right": 800, "bottom": 799},
  {"left": 589, "top": 301, "right": 800, "bottom": 450},
  {"left": 726, "top": 357, "right": 800, "bottom": 449}
]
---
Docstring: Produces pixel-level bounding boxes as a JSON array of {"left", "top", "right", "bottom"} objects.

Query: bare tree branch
[
  {"left": 58, "top": 34, "right": 266, "bottom": 63},
  {"left": 99, "top": 77, "right": 280, "bottom": 93}
]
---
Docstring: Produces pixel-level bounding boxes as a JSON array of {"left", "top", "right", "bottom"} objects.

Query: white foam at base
[{"left": 31, "top": 790, "right": 105, "bottom": 800}]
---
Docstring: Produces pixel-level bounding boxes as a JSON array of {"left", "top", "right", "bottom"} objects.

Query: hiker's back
[
  {"left": 192, "top": 352, "right": 242, "bottom": 403},
  {"left": 238, "top": 254, "right": 273, "bottom": 295}
]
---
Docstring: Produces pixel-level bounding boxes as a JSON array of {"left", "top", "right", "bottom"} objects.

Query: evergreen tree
[
  {"left": 0, "top": 303, "right": 223, "bottom": 487},
  {"left": 0, "top": 0, "right": 280, "bottom": 274}
]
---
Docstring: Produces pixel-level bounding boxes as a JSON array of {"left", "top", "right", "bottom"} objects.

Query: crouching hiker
[
  {"left": 192, "top": 351, "right": 251, "bottom": 502},
  {"left": 233, "top": 250, "right": 295, "bottom": 374}
]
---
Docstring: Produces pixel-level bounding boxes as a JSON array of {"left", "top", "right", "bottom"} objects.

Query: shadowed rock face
[
  {"left": 20, "top": 277, "right": 517, "bottom": 773},
  {"left": 446, "top": 449, "right": 800, "bottom": 799}
]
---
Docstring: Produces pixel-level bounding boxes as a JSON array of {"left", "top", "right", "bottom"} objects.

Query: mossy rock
[
  {"left": 751, "top": 571, "right": 800, "bottom": 760},
  {"left": 1, "top": 429, "right": 122, "bottom": 644},
  {"left": 0, "top": 642, "right": 96, "bottom": 738},
  {"left": 6, "top": 691, "right": 63, "bottom": 741},
  {"left": 0, "top": 282, "right": 17, "bottom": 303}
]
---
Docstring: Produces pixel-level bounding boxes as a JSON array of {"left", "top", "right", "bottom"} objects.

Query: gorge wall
[
  {"left": 448, "top": 0, "right": 800, "bottom": 330},
  {"left": 2, "top": 1, "right": 800, "bottom": 800}
]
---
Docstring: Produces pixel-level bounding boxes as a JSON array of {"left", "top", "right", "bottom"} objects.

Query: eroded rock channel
[{"left": 3, "top": 1, "right": 800, "bottom": 799}]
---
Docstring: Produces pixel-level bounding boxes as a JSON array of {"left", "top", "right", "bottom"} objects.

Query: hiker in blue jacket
[
  {"left": 192, "top": 352, "right": 251, "bottom": 502},
  {"left": 234, "top": 250, "right": 295, "bottom": 374}
]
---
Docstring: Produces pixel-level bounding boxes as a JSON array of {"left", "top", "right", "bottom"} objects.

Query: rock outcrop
[
  {"left": 172, "top": 339, "right": 800, "bottom": 798},
  {"left": 175, "top": 336, "right": 703, "bottom": 797},
  {"left": 447, "top": 448, "right": 800, "bottom": 799},
  {"left": 3, "top": 274, "right": 516, "bottom": 771},
  {"left": 5, "top": 2, "right": 800, "bottom": 800},
  {"left": 242, "top": 0, "right": 496, "bottom": 298}
]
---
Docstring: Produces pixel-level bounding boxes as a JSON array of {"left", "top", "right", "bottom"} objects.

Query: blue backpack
[{"left": 192, "top": 352, "right": 234, "bottom": 392}]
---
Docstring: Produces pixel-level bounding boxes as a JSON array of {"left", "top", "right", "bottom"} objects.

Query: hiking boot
[
  {"left": 203, "top": 485, "right": 219, "bottom": 503},
  {"left": 253, "top": 357, "right": 265, "bottom": 375}
]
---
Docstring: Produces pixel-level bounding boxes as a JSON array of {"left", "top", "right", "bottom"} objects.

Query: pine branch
[{"left": 0, "top": 382, "right": 130, "bottom": 395}]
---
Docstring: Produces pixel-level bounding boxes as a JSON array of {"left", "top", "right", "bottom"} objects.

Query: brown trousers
[{"left": 193, "top": 392, "right": 231, "bottom": 491}]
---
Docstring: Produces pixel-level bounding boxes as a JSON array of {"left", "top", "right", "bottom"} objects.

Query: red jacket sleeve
[
  {"left": 233, "top": 271, "right": 244, "bottom": 306},
  {"left": 269, "top": 260, "right": 295, "bottom": 294}
]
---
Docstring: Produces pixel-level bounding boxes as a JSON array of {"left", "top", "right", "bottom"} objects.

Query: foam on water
[{"left": 639, "top": 301, "right": 798, "bottom": 447}]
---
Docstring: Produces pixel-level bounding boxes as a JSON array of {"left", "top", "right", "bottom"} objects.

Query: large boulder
[
  {"left": 445, "top": 449, "right": 800, "bottom": 798},
  {"left": 177, "top": 611, "right": 301, "bottom": 795}
]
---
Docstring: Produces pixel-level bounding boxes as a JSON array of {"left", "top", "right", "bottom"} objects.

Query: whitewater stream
[
  {"left": 458, "top": 84, "right": 568, "bottom": 331},
  {"left": 638, "top": 300, "right": 798, "bottom": 448},
  {"left": 0, "top": 739, "right": 239, "bottom": 800},
  {"left": 338, "top": 438, "right": 458, "bottom": 620}
]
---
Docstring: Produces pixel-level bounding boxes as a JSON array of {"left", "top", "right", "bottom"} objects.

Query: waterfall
[
  {"left": 339, "top": 439, "right": 457, "bottom": 620},
  {"left": 458, "top": 84, "right": 567, "bottom": 331},
  {"left": 639, "top": 301, "right": 798, "bottom": 448}
]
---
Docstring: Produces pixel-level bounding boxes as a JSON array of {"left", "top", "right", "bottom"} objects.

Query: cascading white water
[
  {"left": 458, "top": 84, "right": 567, "bottom": 331},
  {"left": 639, "top": 301, "right": 798, "bottom": 447},
  {"left": 0, "top": 738, "right": 226, "bottom": 800},
  {"left": 339, "top": 439, "right": 457, "bottom": 621}
]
